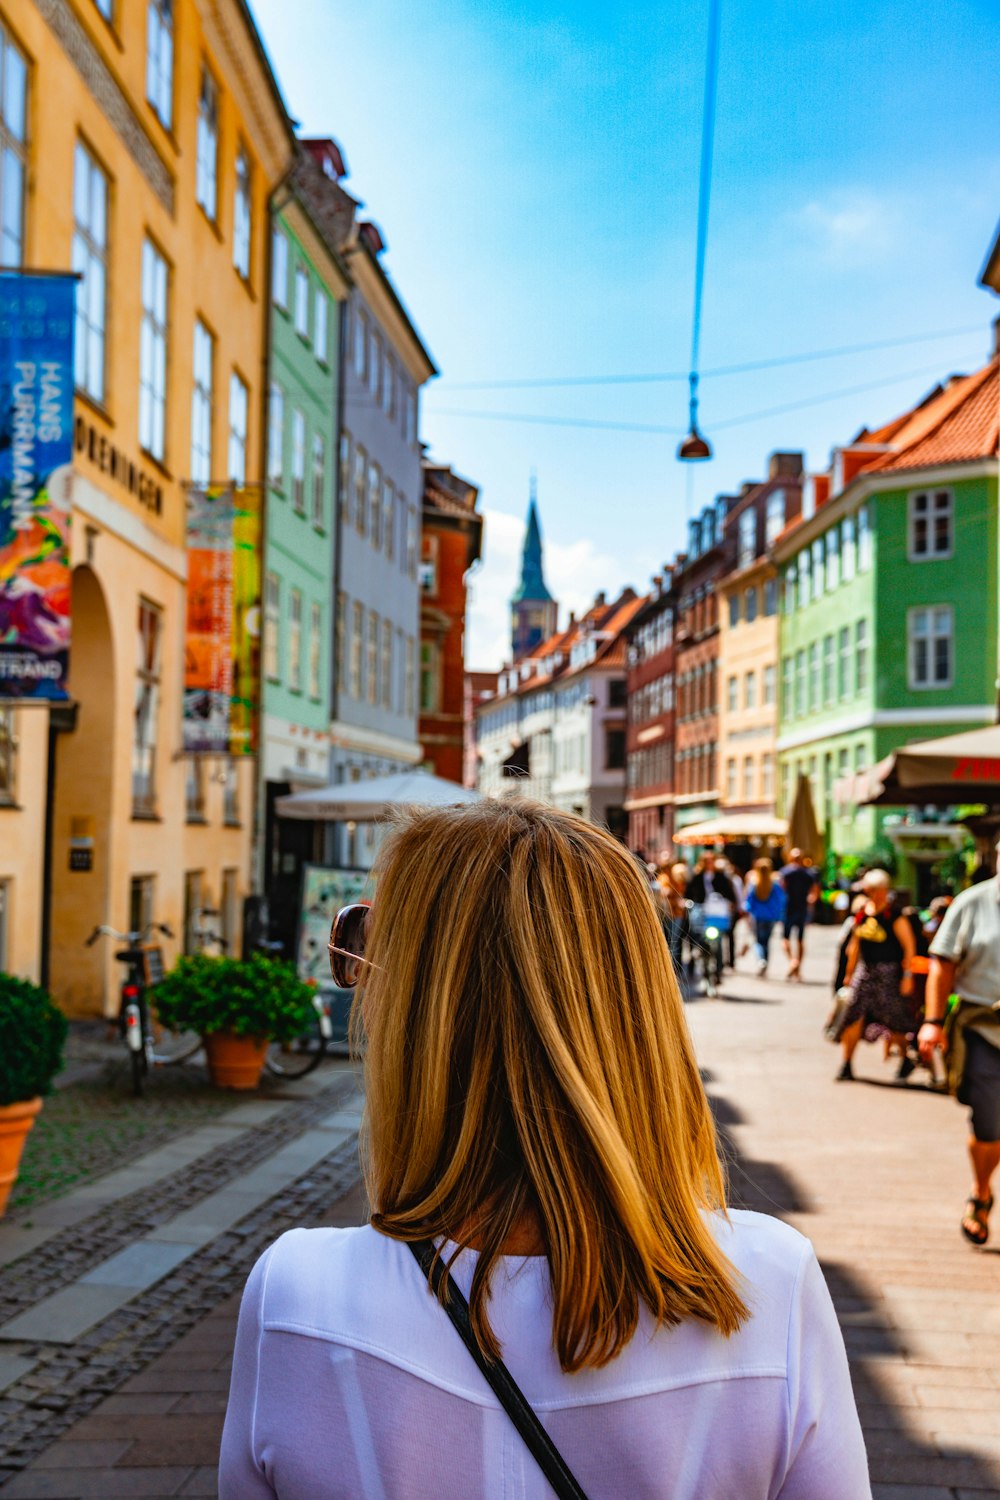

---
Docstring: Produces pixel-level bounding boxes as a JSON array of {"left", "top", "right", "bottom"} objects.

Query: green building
[
  {"left": 774, "top": 357, "right": 999, "bottom": 896},
  {"left": 261, "top": 146, "right": 352, "bottom": 937}
]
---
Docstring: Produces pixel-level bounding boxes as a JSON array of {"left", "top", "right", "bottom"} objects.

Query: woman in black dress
[{"left": 837, "top": 870, "right": 917, "bottom": 1082}]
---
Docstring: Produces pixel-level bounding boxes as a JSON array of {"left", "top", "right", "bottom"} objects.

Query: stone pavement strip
[{"left": 2, "top": 932, "right": 1000, "bottom": 1498}]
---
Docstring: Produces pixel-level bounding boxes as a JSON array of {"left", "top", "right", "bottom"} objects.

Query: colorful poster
[
  {"left": 296, "top": 864, "right": 370, "bottom": 986},
  {"left": 183, "top": 485, "right": 261, "bottom": 752},
  {"left": 0, "top": 274, "right": 76, "bottom": 701}
]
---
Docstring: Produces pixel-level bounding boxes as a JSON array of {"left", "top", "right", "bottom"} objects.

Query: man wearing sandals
[{"left": 920, "top": 833, "right": 1000, "bottom": 1247}]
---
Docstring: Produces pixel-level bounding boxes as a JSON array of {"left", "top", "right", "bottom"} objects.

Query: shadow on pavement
[{"left": 704, "top": 1082, "right": 1000, "bottom": 1497}]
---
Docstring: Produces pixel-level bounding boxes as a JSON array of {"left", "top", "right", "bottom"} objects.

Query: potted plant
[
  {"left": 0, "top": 974, "right": 67, "bottom": 1217},
  {"left": 152, "top": 953, "right": 315, "bottom": 1089}
]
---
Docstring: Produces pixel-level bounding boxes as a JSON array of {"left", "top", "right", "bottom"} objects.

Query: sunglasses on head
[{"left": 328, "top": 901, "right": 377, "bottom": 988}]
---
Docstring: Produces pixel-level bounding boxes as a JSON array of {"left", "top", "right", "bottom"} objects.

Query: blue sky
[{"left": 251, "top": 0, "right": 1000, "bottom": 667}]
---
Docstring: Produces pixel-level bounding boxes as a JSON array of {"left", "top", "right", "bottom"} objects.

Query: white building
[{"left": 476, "top": 590, "right": 643, "bottom": 837}]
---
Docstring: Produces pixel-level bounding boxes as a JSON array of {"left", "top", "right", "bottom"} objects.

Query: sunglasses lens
[{"left": 329, "top": 904, "right": 368, "bottom": 988}]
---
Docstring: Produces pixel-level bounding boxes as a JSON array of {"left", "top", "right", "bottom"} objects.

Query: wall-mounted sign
[
  {"left": 0, "top": 273, "right": 76, "bottom": 701},
  {"left": 73, "top": 416, "right": 164, "bottom": 515}
]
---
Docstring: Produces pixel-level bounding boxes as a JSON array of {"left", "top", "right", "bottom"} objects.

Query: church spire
[{"left": 510, "top": 474, "right": 558, "bottom": 661}]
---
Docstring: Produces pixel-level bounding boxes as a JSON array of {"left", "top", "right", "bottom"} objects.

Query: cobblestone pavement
[{"left": 2, "top": 933, "right": 1000, "bottom": 1498}]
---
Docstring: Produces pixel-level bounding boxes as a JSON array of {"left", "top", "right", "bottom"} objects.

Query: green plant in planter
[
  {"left": 0, "top": 974, "right": 68, "bottom": 1106},
  {"left": 152, "top": 953, "right": 314, "bottom": 1043}
]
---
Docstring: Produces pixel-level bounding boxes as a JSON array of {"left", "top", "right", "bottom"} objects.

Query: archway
[{"left": 48, "top": 564, "right": 116, "bottom": 1016}]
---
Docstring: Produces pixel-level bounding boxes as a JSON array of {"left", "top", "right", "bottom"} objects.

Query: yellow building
[
  {"left": 717, "top": 556, "right": 780, "bottom": 818},
  {"left": 2, "top": 0, "right": 293, "bottom": 1010}
]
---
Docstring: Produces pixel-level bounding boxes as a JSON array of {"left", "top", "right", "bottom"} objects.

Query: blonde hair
[
  {"left": 357, "top": 798, "right": 748, "bottom": 1373},
  {"left": 751, "top": 857, "right": 773, "bottom": 901}
]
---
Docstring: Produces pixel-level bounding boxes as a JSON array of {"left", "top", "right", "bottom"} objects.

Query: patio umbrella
[
  {"left": 787, "top": 772, "right": 825, "bottom": 864},
  {"left": 673, "top": 813, "right": 788, "bottom": 846},
  {"left": 857, "top": 724, "right": 1000, "bottom": 807},
  {"left": 275, "top": 769, "right": 481, "bottom": 822}
]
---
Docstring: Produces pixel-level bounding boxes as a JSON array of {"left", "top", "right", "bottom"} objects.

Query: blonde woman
[{"left": 220, "top": 799, "right": 869, "bottom": 1500}]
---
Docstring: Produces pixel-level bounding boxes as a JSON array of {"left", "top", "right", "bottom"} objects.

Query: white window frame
[
  {"left": 190, "top": 319, "right": 214, "bottom": 487},
  {"left": 726, "top": 757, "right": 737, "bottom": 801},
  {"left": 309, "top": 601, "right": 322, "bottom": 700},
  {"left": 908, "top": 489, "right": 953, "bottom": 562},
  {"left": 294, "top": 264, "right": 310, "bottom": 340},
  {"left": 289, "top": 588, "right": 302, "bottom": 692},
  {"left": 743, "top": 757, "right": 755, "bottom": 801},
  {"left": 291, "top": 408, "right": 306, "bottom": 513},
  {"left": 765, "top": 490, "right": 785, "bottom": 547},
  {"left": 0, "top": 707, "right": 16, "bottom": 805},
  {"left": 0, "top": 21, "right": 28, "bottom": 270},
  {"left": 72, "top": 140, "right": 109, "bottom": 404},
  {"left": 314, "top": 288, "right": 328, "bottom": 364},
  {"left": 133, "top": 599, "right": 162, "bottom": 816},
  {"left": 908, "top": 605, "right": 953, "bottom": 689},
  {"left": 738, "top": 509, "right": 756, "bottom": 568},
  {"left": 146, "top": 0, "right": 174, "bottom": 130},
  {"left": 841, "top": 516, "right": 856, "bottom": 581},
  {"left": 311, "top": 432, "right": 325, "bottom": 527},
  {"left": 228, "top": 372, "right": 248, "bottom": 485},
  {"left": 855, "top": 618, "right": 869, "bottom": 693},
  {"left": 264, "top": 572, "right": 280, "bottom": 681},
  {"left": 727, "top": 675, "right": 738, "bottom": 713},
  {"left": 139, "top": 238, "right": 168, "bottom": 461},
  {"left": 233, "top": 146, "right": 252, "bottom": 279},
  {"left": 744, "top": 671, "right": 756, "bottom": 709},
  {"left": 271, "top": 227, "right": 288, "bottom": 309},
  {"left": 195, "top": 66, "right": 218, "bottom": 221},
  {"left": 763, "top": 664, "right": 776, "bottom": 706},
  {"left": 267, "top": 381, "right": 284, "bottom": 487}
]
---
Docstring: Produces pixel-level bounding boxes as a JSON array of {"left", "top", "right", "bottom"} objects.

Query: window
[
  {"left": 370, "top": 333, "right": 382, "bottom": 396},
  {"left": 267, "top": 381, "right": 284, "bottom": 487},
  {"left": 94, "top": 0, "right": 114, "bottom": 17},
  {"left": 855, "top": 618, "right": 868, "bottom": 692},
  {"left": 382, "top": 478, "right": 395, "bottom": 558},
  {"left": 838, "top": 625, "right": 851, "bottom": 699},
  {"left": 228, "top": 373, "right": 248, "bottom": 484},
  {"left": 765, "top": 490, "right": 785, "bottom": 547},
  {"left": 223, "top": 762, "right": 239, "bottom": 825},
  {"left": 353, "top": 446, "right": 367, "bottom": 534},
  {"left": 841, "top": 516, "right": 856, "bottom": 581},
  {"left": 72, "top": 143, "right": 109, "bottom": 403},
  {"left": 314, "top": 289, "right": 328, "bottom": 364},
  {"left": 195, "top": 67, "right": 218, "bottom": 220},
  {"left": 0, "top": 708, "right": 15, "bottom": 803},
  {"left": 366, "top": 612, "right": 378, "bottom": 705},
  {"left": 146, "top": 0, "right": 173, "bottom": 129},
  {"left": 727, "top": 675, "right": 738, "bottom": 713},
  {"left": 294, "top": 265, "right": 309, "bottom": 340},
  {"left": 133, "top": 601, "right": 161, "bottom": 816},
  {"left": 381, "top": 621, "right": 392, "bottom": 709},
  {"left": 338, "top": 433, "right": 351, "bottom": 510},
  {"left": 909, "top": 606, "right": 953, "bottom": 688},
  {"left": 233, "top": 147, "right": 251, "bottom": 278},
  {"left": 909, "top": 490, "right": 953, "bottom": 560},
  {"left": 264, "top": 572, "right": 280, "bottom": 680},
  {"left": 795, "top": 649, "right": 806, "bottom": 717},
  {"left": 784, "top": 564, "right": 797, "bottom": 614},
  {"left": 762, "top": 753, "right": 774, "bottom": 800},
  {"left": 738, "top": 509, "right": 756, "bottom": 567},
  {"left": 811, "top": 538, "right": 825, "bottom": 599},
  {"left": 420, "top": 642, "right": 439, "bottom": 714},
  {"left": 609, "top": 677, "right": 627, "bottom": 709},
  {"left": 190, "top": 320, "right": 214, "bottom": 486},
  {"left": 822, "top": 633, "right": 835, "bottom": 704},
  {"left": 350, "top": 601, "right": 363, "bottom": 697},
  {"left": 405, "top": 637, "right": 415, "bottom": 716},
  {"left": 185, "top": 757, "right": 205, "bottom": 822},
  {"left": 744, "top": 586, "right": 758, "bottom": 623},
  {"left": 271, "top": 228, "right": 288, "bottom": 308},
  {"left": 368, "top": 461, "right": 381, "bottom": 547},
  {"left": 854, "top": 742, "right": 866, "bottom": 774},
  {"left": 799, "top": 549, "right": 811, "bottom": 607},
  {"left": 726, "top": 758, "right": 737, "bottom": 800},
  {"left": 291, "top": 408, "right": 306, "bottom": 512},
  {"left": 382, "top": 353, "right": 395, "bottom": 415},
  {"left": 354, "top": 309, "right": 368, "bottom": 378},
  {"left": 311, "top": 433, "right": 325, "bottom": 526},
  {"left": 745, "top": 671, "right": 756, "bottom": 709},
  {"left": 808, "top": 642, "right": 820, "bottom": 710},
  {"left": 743, "top": 758, "right": 755, "bottom": 801},
  {"left": 221, "top": 867, "right": 239, "bottom": 945},
  {"left": 0, "top": 23, "right": 26, "bottom": 269},
  {"left": 782, "top": 656, "right": 793, "bottom": 717},
  {"left": 728, "top": 594, "right": 740, "bottom": 628},
  {"left": 289, "top": 589, "right": 302, "bottom": 691},
  {"left": 406, "top": 506, "right": 417, "bottom": 578},
  {"left": 606, "top": 727, "right": 626, "bottom": 771},
  {"left": 857, "top": 504, "right": 871, "bottom": 570},
  {"left": 139, "top": 239, "right": 168, "bottom": 461},
  {"left": 183, "top": 871, "right": 203, "bottom": 955},
  {"left": 129, "top": 875, "right": 155, "bottom": 938},
  {"left": 763, "top": 577, "right": 777, "bottom": 616},
  {"left": 826, "top": 526, "right": 840, "bottom": 590},
  {"left": 763, "top": 664, "right": 776, "bottom": 706},
  {"left": 336, "top": 592, "right": 346, "bottom": 690},
  {"left": 419, "top": 537, "right": 438, "bottom": 595}
]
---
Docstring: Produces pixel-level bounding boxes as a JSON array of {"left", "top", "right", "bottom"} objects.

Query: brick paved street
[{"left": 1, "top": 929, "right": 999, "bottom": 1498}]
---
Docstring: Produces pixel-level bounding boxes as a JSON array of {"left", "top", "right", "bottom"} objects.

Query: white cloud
[
  {"left": 795, "top": 191, "right": 901, "bottom": 267},
  {"left": 465, "top": 507, "right": 635, "bottom": 670}
]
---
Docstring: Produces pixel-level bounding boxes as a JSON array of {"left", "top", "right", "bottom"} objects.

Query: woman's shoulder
[
  {"left": 712, "top": 1208, "right": 811, "bottom": 1276},
  {"left": 251, "top": 1225, "right": 407, "bottom": 1332}
]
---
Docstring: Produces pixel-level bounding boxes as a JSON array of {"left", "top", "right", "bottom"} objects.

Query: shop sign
[
  {"left": 183, "top": 486, "right": 262, "bottom": 753},
  {"left": 296, "top": 864, "right": 369, "bottom": 986},
  {"left": 0, "top": 274, "right": 75, "bottom": 701}
]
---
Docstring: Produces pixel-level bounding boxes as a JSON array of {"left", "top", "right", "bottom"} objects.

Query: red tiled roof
[
  {"left": 859, "top": 358, "right": 999, "bottom": 475},
  {"left": 494, "top": 589, "right": 643, "bottom": 697}
]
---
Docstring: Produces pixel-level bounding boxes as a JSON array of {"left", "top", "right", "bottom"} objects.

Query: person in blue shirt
[{"left": 745, "top": 858, "right": 787, "bottom": 978}]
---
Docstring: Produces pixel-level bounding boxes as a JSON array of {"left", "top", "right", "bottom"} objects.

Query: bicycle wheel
[
  {"left": 264, "top": 1022, "right": 326, "bottom": 1078},
  {"left": 150, "top": 1030, "right": 204, "bottom": 1066},
  {"left": 130, "top": 1043, "right": 148, "bottom": 1097}
]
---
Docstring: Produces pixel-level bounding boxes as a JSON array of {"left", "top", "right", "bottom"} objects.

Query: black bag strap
[{"left": 408, "top": 1239, "right": 589, "bottom": 1500}]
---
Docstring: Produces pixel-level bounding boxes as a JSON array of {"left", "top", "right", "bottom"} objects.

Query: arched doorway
[{"left": 47, "top": 565, "right": 116, "bottom": 1016}]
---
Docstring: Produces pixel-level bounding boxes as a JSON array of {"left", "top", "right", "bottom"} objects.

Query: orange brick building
[{"left": 419, "top": 463, "right": 483, "bottom": 784}]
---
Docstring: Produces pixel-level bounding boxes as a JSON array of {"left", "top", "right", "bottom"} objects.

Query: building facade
[
  {"left": 463, "top": 670, "right": 498, "bottom": 789},
  {"left": 419, "top": 462, "right": 483, "bottom": 784},
  {"left": 260, "top": 146, "right": 350, "bottom": 948},
  {"left": 717, "top": 454, "right": 803, "bottom": 819},
  {"left": 2, "top": 0, "right": 291, "bottom": 1008},
  {"left": 624, "top": 578, "right": 675, "bottom": 858},
  {"left": 775, "top": 360, "right": 999, "bottom": 892}
]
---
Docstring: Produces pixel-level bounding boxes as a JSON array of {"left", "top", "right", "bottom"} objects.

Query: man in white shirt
[{"left": 921, "top": 834, "right": 1000, "bottom": 1247}]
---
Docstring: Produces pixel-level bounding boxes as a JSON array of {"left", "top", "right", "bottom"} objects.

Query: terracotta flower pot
[
  {"left": 202, "top": 1032, "right": 268, "bottom": 1090},
  {"left": 0, "top": 1097, "right": 43, "bottom": 1219}
]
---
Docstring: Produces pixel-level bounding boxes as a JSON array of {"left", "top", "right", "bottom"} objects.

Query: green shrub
[
  {"left": 152, "top": 953, "right": 314, "bottom": 1043},
  {"left": 0, "top": 974, "right": 68, "bottom": 1107}
]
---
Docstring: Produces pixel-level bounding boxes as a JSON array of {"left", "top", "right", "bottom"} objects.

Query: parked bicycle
[
  {"left": 242, "top": 925, "right": 337, "bottom": 1079},
  {"left": 85, "top": 923, "right": 201, "bottom": 1095}
]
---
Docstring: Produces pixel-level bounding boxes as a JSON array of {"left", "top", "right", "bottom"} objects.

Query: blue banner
[{"left": 0, "top": 274, "right": 76, "bottom": 700}]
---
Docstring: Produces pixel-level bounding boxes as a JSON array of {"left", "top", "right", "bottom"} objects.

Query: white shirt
[{"left": 219, "top": 1212, "right": 869, "bottom": 1499}]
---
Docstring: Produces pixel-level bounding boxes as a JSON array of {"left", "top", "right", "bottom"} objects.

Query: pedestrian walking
[
  {"left": 744, "top": 858, "right": 787, "bottom": 977},
  {"left": 220, "top": 798, "right": 870, "bottom": 1499},
  {"left": 778, "top": 848, "right": 820, "bottom": 980},
  {"left": 836, "top": 870, "right": 917, "bottom": 1083},
  {"left": 719, "top": 859, "right": 745, "bottom": 969},
  {"left": 920, "top": 834, "right": 1000, "bottom": 1247},
  {"left": 686, "top": 850, "right": 737, "bottom": 911}
]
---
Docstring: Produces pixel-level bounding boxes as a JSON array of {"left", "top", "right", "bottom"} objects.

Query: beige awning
[{"left": 673, "top": 813, "right": 788, "bottom": 846}]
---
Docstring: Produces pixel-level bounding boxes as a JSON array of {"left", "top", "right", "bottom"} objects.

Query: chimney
[
  {"left": 769, "top": 451, "right": 804, "bottom": 479},
  {"left": 992, "top": 315, "right": 1000, "bottom": 360},
  {"left": 594, "top": 590, "right": 606, "bottom": 607},
  {"left": 568, "top": 610, "right": 576, "bottom": 627}
]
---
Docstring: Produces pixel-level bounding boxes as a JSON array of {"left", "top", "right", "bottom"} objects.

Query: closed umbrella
[
  {"left": 787, "top": 772, "right": 825, "bottom": 865},
  {"left": 275, "top": 769, "right": 481, "bottom": 822}
]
